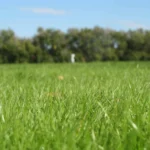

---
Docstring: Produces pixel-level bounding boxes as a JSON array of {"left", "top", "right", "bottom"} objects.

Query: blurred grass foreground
[{"left": 0, "top": 62, "right": 150, "bottom": 149}]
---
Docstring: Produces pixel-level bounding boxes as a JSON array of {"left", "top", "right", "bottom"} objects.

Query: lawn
[{"left": 0, "top": 62, "right": 150, "bottom": 150}]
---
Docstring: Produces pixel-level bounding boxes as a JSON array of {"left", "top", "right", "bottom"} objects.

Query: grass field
[{"left": 0, "top": 62, "right": 150, "bottom": 150}]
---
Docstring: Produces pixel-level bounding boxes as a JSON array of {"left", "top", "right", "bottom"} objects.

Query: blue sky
[{"left": 0, "top": 0, "right": 150, "bottom": 37}]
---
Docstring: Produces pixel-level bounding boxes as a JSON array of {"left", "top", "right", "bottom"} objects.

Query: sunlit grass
[{"left": 0, "top": 62, "right": 150, "bottom": 150}]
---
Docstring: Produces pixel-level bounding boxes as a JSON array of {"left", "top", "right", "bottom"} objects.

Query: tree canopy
[{"left": 0, "top": 27, "right": 150, "bottom": 63}]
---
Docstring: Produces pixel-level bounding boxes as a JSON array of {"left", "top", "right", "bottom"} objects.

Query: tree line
[{"left": 0, "top": 26, "right": 150, "bottom": 63}]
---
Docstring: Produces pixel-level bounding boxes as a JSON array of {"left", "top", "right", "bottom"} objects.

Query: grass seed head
[{"left": 58, "top": 75, "right": 64, "bottom": 80}]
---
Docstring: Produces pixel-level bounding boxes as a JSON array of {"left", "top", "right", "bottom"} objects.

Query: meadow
[{"left": 0, "top": 62, "right": 150, "bottom": 150}]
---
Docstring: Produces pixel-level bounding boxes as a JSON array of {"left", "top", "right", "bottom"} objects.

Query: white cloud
[
  {"left": 20, "top": 8, "right": 66, "bottom": 15},
  {"left": 119, "top": 20, "right": 150, "bottom": 30}
]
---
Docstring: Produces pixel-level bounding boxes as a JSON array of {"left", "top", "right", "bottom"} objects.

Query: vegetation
[
  {"left": 0, "top": 27, "right": 150, "bottom": 63},
  {"left": 0, "top": 62, "right": 150, "bottom": 149}
]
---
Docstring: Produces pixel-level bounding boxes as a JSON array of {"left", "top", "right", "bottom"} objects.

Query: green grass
[{"left": 0, "top": 62, "right": 150, "bottom": 150}]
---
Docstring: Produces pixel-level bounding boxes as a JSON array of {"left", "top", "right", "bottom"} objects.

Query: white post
[{"left": 71, "top": 53, "right": 75, "bottom": 63}]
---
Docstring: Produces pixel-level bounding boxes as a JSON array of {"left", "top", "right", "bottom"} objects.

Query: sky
[{"left": 0, "top": 0, "right": 150, "bottom": 37}]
